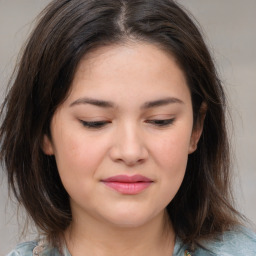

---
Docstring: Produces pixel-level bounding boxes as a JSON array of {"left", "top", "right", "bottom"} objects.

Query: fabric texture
[{"left": 6, "top": 226, "right": 256, "bottom": 256}]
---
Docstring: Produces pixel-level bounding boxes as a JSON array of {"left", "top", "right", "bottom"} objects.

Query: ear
[
  {"left": 42, "top": 134, "right": 54, "bottom": 155},
  {"left": 188, "top": 102, "right": 207, "bottom": 154}
]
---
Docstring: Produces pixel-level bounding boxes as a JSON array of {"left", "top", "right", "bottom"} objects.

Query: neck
[{"left": 65, "top": 210, "right": 175, "bottom": 256}]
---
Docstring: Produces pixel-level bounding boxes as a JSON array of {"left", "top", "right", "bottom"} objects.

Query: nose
[{"left": 109, "top": 122, "right": 149, "bottom": 166}]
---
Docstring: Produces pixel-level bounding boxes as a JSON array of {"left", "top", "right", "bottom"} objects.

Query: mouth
[{"left": 101, "top": 175, "right": 153, "bottom": 195}]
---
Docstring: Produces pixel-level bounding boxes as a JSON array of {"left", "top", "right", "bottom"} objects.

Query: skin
[{"left": 43, "top": 42, "right": 204, "bottom": 256}]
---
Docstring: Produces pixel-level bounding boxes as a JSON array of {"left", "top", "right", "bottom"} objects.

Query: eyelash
[
  {"left": 145, "top": 118, "right": 175, "bottom": 126},
  {"left": 80, "top": 119, "right": 175, "bottom": 129},
  {"left": 80, "top": 120, "right": 110, "bottom": 129}
]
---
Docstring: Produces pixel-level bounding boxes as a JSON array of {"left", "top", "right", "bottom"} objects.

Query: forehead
[
  {"left": 66, "top": 42, "right": 191, "bottom": 107},
  {"left": 74, "top": 42, "right": 182, "bottom": 80}
]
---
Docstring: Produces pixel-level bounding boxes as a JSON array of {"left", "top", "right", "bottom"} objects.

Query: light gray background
[{"left": 0, "top": 0, "right": 255, "bottom": 254}]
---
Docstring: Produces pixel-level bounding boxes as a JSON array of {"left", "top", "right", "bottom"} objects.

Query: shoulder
[
  {"left": 5, "top": 241, "right": 38, "bottom": 256},
  {"left": 196, "top": 226, "right": 256, "bottom": 255},
  {"left": 5, "top": 240, "right": 64, "bottom": 256}
]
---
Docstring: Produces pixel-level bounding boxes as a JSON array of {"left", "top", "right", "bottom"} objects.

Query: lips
[{"left": 101, "top": 175, "right": 153, "bottom": 195}]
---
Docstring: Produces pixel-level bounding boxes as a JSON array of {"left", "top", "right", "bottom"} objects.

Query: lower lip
[{"left": 102, "top": 181, "right": 152, "bottom": 195}]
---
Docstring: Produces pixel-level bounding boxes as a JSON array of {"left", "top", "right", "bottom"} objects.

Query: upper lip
[{"left": 102, "top": 175, "right": 153, "bottom": 183}]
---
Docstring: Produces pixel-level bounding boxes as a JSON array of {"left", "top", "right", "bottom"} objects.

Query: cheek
[
  {"left": 152, "top": 129, "right": 191, "bottom": 171},
  {"left": 150, "top": 128, "right": 192, "bottom": 201},
  {"left": 53, "top": 129, "right": 108, "bottom": 182}
]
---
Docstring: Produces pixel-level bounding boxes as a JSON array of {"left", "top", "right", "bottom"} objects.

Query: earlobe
[
  {"left": 188, "top": 139, "right": 198, "bottom": 154},
  {"left": 42, "top": 134, "right": 54, "bottom": 155},
  {"left": 188, "top": 102, "right": 207, "bottom": 154},
  {"left": 188, "top": 130, "right": 200, "bottom": 153}
]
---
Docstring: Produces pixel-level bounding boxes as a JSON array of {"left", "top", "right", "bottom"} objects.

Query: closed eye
[
  {"left": 80, "top": 118, "right": 175, "bottom": 129},
  {"left": 80, "top": 120, "right": 111, "bottom": 129},
  {"left": 145, "top": 118, "right": 175, "bottom": 127}
]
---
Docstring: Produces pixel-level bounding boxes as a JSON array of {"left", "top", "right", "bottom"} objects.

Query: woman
[{"left": 1, "top": 0, "right": 256, "bottom": 255}]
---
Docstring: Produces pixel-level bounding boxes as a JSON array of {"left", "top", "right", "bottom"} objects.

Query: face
[{"left": 43, "top": 43, "right": 202, "bottom": 228}]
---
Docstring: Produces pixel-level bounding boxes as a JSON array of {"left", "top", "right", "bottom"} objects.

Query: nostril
[{"left": 108, "top": 131, "right": 149, "bottom": 165}]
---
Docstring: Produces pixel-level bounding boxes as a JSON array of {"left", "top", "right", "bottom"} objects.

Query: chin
[{"left": 101, "top": 209, "right": 163, "bottom": 229}]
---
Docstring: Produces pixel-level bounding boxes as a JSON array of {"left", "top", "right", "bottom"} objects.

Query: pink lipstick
[{"left": 101, "top": 175, "right": 153, "bottom": 195}]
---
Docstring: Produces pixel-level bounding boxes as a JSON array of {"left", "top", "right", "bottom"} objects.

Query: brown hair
[{"left": 0, "top": 0, "right": 242, "bottom": 249}]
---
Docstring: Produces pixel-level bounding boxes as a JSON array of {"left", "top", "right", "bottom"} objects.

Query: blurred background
[{"left": 0, "top": 0, "right": 255, "bottom": 254}]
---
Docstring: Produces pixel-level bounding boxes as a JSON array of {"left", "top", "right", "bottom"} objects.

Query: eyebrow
[
  {"left": 141, "top": 97, "right": 184, "bottom": 109},
  {"left": 69, "top": 97, "right": 183, "bottom": 109},
  {"left": 70, "top": 97, "right": 116, "bottom": 108}
]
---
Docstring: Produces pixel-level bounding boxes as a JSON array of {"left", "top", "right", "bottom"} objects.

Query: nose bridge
[{"left": 109, "top": 119, "right": 148, "bottom": 165}]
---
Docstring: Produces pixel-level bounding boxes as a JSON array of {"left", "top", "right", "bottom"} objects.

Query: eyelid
[
  {"left": 79, "top": 120, "right": 111, "bottom": 129},
  {"left": 79, "top": 117, "right": 176, "bottom": 129},
  {"left": 145, "top": 118, "right": 176, "bottom": 127}
]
